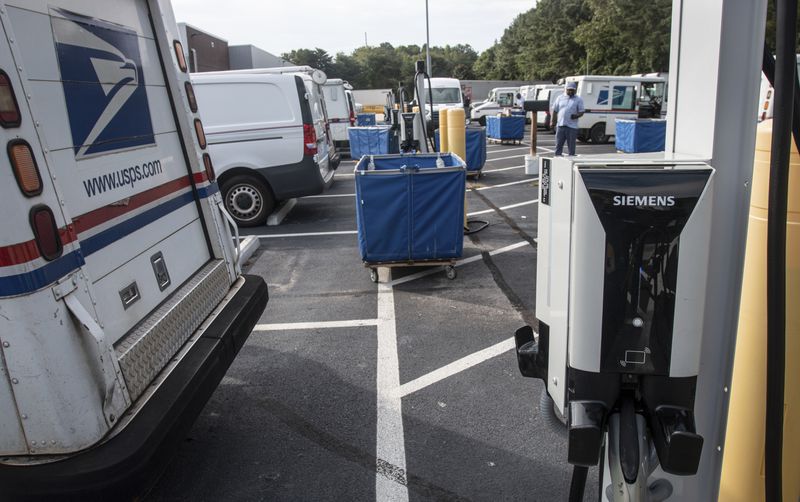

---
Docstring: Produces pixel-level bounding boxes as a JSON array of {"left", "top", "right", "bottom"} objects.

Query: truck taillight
[
  {"left": 203, "top": 153, "right": 216, "bottom": 182},
  {"left": 194, "top": 118, "right": 207, "bottom": 149},
  {"left": 0, "top": 71, "right": 21, "bottom": 127},
  {"left": 303, "top": 124, "right": 317, "bottom": 156},
  {"left": 30, "top": 205, "right": 62, "bottom": 261},
  {"left": 8, "top": 140, "right": 42, "bottom": 196},
  {"left": 349, "top": 110, "right": 356, "bottom": 126},
  {"left": 173, "top": 40, "right": 187, "bottom": 73},
  {"left": 185, "top": 81, "right": 198, "bottom": 112}
]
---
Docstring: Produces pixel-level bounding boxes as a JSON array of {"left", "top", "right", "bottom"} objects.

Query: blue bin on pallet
[
  {"left": 348, "top": 126, "right": 392, "bottom": 159},
  {"left": 354, "top": 153, "right": 466, "bottom": 263},
  {"left": 434, "top": 127, "right": 487, "bottom": 172},
  {"left": 486, "top": 115, "right": 525, "bottom": 141},
  {"left": 615, "top": 119, "right": 666, "bottom": 153},
  {"left": 356, "top": 113, "right": 376, "bottom": 126}
]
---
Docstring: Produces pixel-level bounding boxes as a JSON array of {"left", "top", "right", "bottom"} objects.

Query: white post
[{"left": 660, "top": 0, "right": 767, "bottom": 499}]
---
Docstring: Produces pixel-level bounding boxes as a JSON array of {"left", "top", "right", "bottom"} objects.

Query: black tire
[
  {"left": 220, "top": 174, "right": 275, "bottom": 227},
  {"left": 577, "top": 133, "right": 589, "bottom": 143},
  {"left": 589, "top": 123, "right": 610, "bottom": 144}
]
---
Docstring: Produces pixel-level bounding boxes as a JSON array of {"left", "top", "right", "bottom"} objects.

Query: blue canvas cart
[
  {"left": 348, "top": 126, "right": 393, "bottom": 159},
  {"left": 354, "top": 153, "right": 466, "bottom": 281},
  {"left": 615, "top": 119, "right": 667, "bottom": 153},
  {"left": 434, "top": 126, "right": 487, "bottom": 177},
  {"left": 486, "top": 115, "right": 525, "bottom": 144},
  {"left": 356, "top": 113, "right": 377, "bottom": 126}
]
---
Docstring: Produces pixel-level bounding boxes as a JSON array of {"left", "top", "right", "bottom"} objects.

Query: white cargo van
[
  {"left": 422, "top": 77, "right": 464, "bottom": 126},
  {"left": 192, "top": 72, "right": 331, "bottom": 226},
  {"left": 469, "top": 86, "right": 519, "bottom": 124},
  {"left": 0, "top": 1, "right": 268, "bottom": 499},
  {"left": 217, "top": 66, "right": 340, "bottom": 174},
  {"left": 534, "top": 85, "right": 563, "bottom": 130},
  {"left": 322, "top": 79, "right": 355, "bottom": 155},
  {"left": 563, "top": 75, "right": 667, "bottom": 143}
]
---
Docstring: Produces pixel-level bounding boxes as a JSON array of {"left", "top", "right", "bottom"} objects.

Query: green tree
[{"left": 281, "top": 48, "right": 334, "bottom": 74}]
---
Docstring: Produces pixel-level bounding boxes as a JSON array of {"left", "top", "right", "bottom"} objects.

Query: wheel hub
[{"left": 227, "top": 185, "right": 262, "bottom": 221}]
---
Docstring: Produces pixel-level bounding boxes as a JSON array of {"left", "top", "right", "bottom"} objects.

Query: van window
[
  {"left": 428, "top": 87, "right": 461, "bottom": 104},
  {"left": 611, "top": 85, "right": 636, "bottom": 110},
  {"left": 497, "top": 92, "right": 514, "bottom": 107},
  {"left": 199, "top": 82, "right": 294, "bottom": 125}
]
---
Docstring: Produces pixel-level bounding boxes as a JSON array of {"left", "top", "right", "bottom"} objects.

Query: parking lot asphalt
[{"left": 147, "top": 127, "right": 618, "bottom": 501}]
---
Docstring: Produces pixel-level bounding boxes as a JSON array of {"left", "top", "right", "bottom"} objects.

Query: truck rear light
[
  {"left": 185, "top": 81, "right": 198, "bottom": 112},
  {"left": 303, "top": 123, "right": 317, "bottom": 156},
  {"left": 29, "top": 205, "right": 62, "bottom": 261},
  {"left": 8, "top": 140, "right": 42, "bottom": 196},
  {"left": 194, "top": 118, "right": 207, "bottom": 149},
  {"left": 203, "top": 153, "right": 216, "bottom": 182},
  {"left": 173, "top": 40, "right": 187, "bottom": 73},
  {"left": 0, "top": 71, "right": 21, "bottom": 127},
  {"left": 349, "top": 110, "right": 356, "bottom": 126}
]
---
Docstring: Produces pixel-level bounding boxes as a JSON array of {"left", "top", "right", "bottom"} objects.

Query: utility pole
[
  {"left": 425, "top": 0, "right": 432, "bottom": 75},
  {"left": 364, "top": 32, "right": 368, "bottom": 47}
]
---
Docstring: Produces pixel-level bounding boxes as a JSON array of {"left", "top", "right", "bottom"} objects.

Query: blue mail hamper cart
[
  {"left": 434, "top": 126, "right": 487, "bottom": 177},
  {"left": 355, "top": 153, "right": 466, "bottom": 282},
  {"left": 486, "top": 115, "right": 525, "bottom": 144},
  {"left": 348, "top": 126, "right": 393, "bottom": 159},
  {"left": 614, "top": 118, "right": 667, "bottom": 153}
]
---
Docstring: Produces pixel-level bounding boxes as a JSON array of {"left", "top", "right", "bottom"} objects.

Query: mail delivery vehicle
[
  {"left": 0, "top": 1, "right": 267, "bottom": 499},
  {"left": 322, "top": 78, "right": 356, "bottom": 155},
  {"left": 563, "top": 74, "right": 667, "bottom": 143}
]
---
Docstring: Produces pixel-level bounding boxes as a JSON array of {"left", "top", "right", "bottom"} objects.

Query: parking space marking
[
  {"left": 487, "top": 146, "right": 529, "bottom": 155},
  {"left": 483, "top": 164, "right": 524, "bottom": 173},
  {"left": 303, "top": 193, "right": 356, "bottom": 199},
  {"left": 398, "top": 337, "right": 515, "bottom": 397},
  {"left": 486, "top": 153, "right": 526, "bottom": 162},
  {"left": 389, "top": 240, "right": 530, "bottom": 287},
  {"left": 252, "top": 319, "right": 379, "bottom": 331},
  {"left": 375, "top": 267, "right": 410, "bottom": 501},
  {"left": 471, "top": 179, "right": 532, "bottom": 191},
  {"left": 468, "top": 199, "right": 538, "bottom": 216},
  {"left": 336, "top": 173, "right": 356, "bottom": 178},
  {"left": 254, "top": 230, "right": 358, "bottom": 238}
]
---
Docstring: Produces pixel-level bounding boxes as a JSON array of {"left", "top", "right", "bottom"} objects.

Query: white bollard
[{"left": 524, "top": 154, "right": 539, "bottom": 176}]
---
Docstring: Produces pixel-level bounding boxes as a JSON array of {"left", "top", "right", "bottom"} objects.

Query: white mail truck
[{"left": 0, "top": 1, "right": 268, "bottom": 499}]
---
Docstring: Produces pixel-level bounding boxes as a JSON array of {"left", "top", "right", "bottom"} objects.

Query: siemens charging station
[{"left": 516, "top": 157, "right": 715, "bottom": 498}]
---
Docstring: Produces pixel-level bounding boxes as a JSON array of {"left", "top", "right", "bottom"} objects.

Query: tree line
[{"left": 283, "top": 0, "right": 793, "bottom": 89}]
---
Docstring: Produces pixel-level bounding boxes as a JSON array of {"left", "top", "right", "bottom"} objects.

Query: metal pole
[{"left": 425, "top": 0, "right": 432, "bottom": 75}]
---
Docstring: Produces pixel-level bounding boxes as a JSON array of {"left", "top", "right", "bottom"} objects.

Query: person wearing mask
[{"left": 551, "top": 81, "right": 585, "bottom": 156}]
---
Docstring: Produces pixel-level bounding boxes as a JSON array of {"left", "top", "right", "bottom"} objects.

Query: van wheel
[
  {"left": 478, "top": 116, "right": 486, "bottom": 126},
  {"left": 221, "top": 175, "right": 275, "bottom": 227},
  {"left": 590, "top": 123, "right": 610, "bottom": 144}
]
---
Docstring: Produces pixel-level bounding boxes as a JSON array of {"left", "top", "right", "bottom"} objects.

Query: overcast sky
[{"left": 171, "top": 0, "right": 535, "bottom": 57}]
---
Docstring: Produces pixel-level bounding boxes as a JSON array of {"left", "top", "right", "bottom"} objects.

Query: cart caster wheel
[
  {"left": 370, "top": 268, "right": 379, "bottom": 283},
  {"left": 445, "top": 266, "right": 456, "bottom": 280}
]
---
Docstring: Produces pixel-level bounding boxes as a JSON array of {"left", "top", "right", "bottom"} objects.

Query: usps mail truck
[{"left": 0, "top": 1, "right": 268, "bottom": 499}]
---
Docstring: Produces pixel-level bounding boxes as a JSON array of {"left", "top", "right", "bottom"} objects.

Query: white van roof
[
  {"left": 565, "top": 75, "right": 667, "bottom": 83},
  {"left": 425, "top": 77, "right": 461, "bottom": 87}
]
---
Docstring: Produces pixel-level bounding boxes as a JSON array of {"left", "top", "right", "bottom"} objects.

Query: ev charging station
[{"left": 515, "top": 0, "right": 772, "bottom": 500}]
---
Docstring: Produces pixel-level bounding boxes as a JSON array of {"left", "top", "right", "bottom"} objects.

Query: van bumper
[
  {"left": 0, "top": 275, "right": 268, "bottom": 502},
  {"left": 261, "top": 154, "right": 326, "bottom": 199}
]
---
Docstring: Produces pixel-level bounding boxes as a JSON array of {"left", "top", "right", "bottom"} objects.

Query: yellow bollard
[
  {"left": 447, "top": 108, "right": 467, "bottom": 229},
  {"left": 719, "top": 119, "right": 800, "bottom": 502},
  {"left": 439, "top": 107, "right": 450, "bottom": 153}
]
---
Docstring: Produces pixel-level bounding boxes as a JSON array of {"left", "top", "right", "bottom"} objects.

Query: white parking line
[
  {"left": 482, "top": 164, "right": 524, "bottom": 173},
  {"left": 485, "top": 153, "right": 526, "bottom": 162},
  {"left": 254, "top": 230, "right": 358, "bottom": 238},
  {"left": 252, "top": 319, "right": 379, "bottom": 331},
  {"left": 471, "top": 179, "right": 532, "bottom": 191},
  {"left": 467, "top": 199, "right": 538, "bottom": 216},
  {"left": 389, "top": 240, "right": 531, "bottom": 286},
  {"left": 303, "top": 193, "right": 356, "bottom": 199},
  {"left": 487, "top": 146, "right": 529, "bottom": 155},
  {"left": 398, "top": 337, "right": 515, "bottom": 397},
  {"left": 375, "top": 268, "right": 409, "bottom": 501}
]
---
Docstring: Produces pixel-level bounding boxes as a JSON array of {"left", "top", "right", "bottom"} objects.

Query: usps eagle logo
[{"left": 51, "top": 10, "right": 155, "bottom": 159}]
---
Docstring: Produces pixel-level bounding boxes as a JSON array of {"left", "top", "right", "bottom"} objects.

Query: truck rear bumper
[{"left": 0, "top": 274, "right": 268, "bottom": 501}]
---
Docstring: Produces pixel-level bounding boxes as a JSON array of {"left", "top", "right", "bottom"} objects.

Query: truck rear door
[{"left": 6, "top": 1, "right": 213, "bottom": 345}]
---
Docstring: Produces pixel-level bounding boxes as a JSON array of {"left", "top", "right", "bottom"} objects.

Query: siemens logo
[{"left": 613, "top": 195, "right": 676, "bottom": 207}]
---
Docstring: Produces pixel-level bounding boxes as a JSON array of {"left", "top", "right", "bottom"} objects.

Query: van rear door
[{"left": 7, "top": 2, "right": 213, "bottom": 345}]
